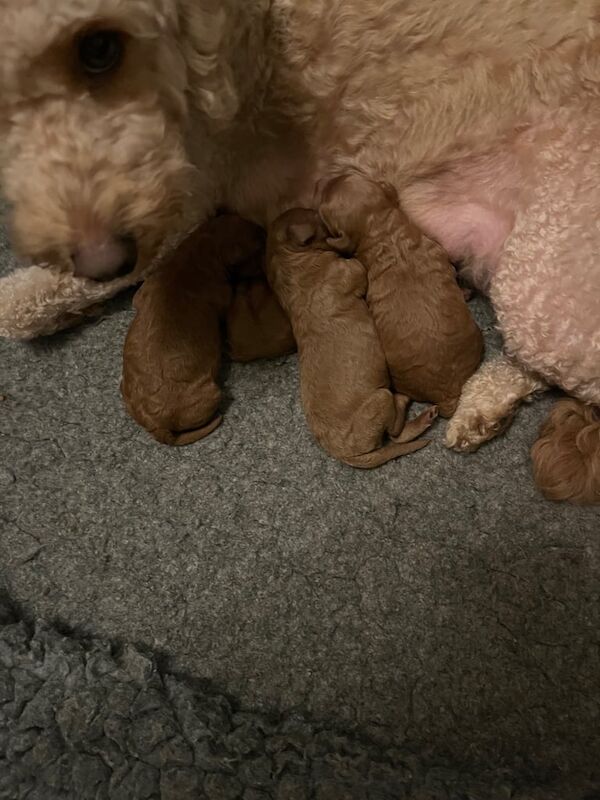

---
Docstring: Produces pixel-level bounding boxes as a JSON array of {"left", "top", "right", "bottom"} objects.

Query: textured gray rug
[
  {"left": 0, "top": 594, "right": 596, "bottom": 799},
  {"left": 1, "top": 226, "right": 600, "bottom": 796}
]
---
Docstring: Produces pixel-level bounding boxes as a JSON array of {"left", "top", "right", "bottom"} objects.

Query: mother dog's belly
[
  {"left": 398, "top": 107, "right": 600, "bottom": 400},
  {"left": 400, "top": 108, "right": 600, "bottom": 293},
  {"left": 400, "top": 134, "right": 532, "bottom": 289},
  {"left": 401, "top": 164, "right": 518, "bottom": 290},
  {"left": 490, "top": 113, "right": 600, "bottom": 401},
  {"left": 232, "top": 106, "right": 599, "bottom": 319}
]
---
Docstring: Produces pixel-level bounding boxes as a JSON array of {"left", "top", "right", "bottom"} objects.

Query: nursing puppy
[
  {"left": 224, "top": 248, "right": 296, "bottom": 362},
  {"left": 121, "top": 215, "right": 263, "bottom": 445},
  {"left": 267, "top": 208, "right": 436, "bottom": 469},
  {"left": 1, "top": 0, "right": 599, "bottom": 498},
  {"left": 319, "top": 174, "right": 484, "bottom": 417},
  {"left": 226, "top": 275, "right": 296, "bottom": 362}
]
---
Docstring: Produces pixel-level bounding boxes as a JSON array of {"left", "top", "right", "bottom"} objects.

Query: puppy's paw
[
  {"left": 445, "top": 406, "right": 514, "bottom": 452},
  {"left": 392, "top": 405, "right": 438, "bottom": 443}
]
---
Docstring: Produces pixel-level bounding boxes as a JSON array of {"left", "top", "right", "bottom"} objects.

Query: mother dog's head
[{"left": 0, "top": 0, "right": 243, "bottom": 280}]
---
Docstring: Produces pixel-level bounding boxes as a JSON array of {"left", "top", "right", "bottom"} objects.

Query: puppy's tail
[
  {"left": 531, "top": 398, "right": 600, "bottom": 504},
  {"left": 152, "top": 414, "right": 223, "bottom": 447},
  {"left": 343, "top": 438, "right": 430, "bottom": 470}
]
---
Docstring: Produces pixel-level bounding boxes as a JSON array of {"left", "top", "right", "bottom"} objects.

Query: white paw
[{"left": 445, "top": 405, "right": 515, "bottom": 453}]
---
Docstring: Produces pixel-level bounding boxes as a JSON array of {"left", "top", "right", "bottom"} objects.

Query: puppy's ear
[
  {"left": 326, "top": 234, "right": 356, "bottom": 256},
  {"left": 287, "top": 222, "right": 319, "bottom": 247}
]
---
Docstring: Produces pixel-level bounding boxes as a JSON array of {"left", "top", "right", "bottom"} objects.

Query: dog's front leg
[{"left": 445, "top": 354, "right": 547, "bottom": 452}]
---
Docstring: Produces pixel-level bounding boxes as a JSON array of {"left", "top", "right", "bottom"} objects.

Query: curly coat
[{"left": 1, "top": 0, "right": 599, "bottom": 495}]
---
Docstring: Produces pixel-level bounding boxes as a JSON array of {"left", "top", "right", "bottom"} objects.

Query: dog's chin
[
  {"left": 16, "top": 245, "right": 140, "bottom": 284},
  {"left": 90, "top": 260, "right": 139, "bottom": 283}
]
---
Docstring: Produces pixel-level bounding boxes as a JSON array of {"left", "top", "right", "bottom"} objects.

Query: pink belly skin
[
  {"left": 402, "top": 110, "right": 600, "bottom": 401},
  {"left": 400, "top": 143, "right": 528, "bottom": 290}
]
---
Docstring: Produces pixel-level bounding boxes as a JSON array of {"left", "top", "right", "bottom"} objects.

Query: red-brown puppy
[
  {"left": 227, "top": 275, "right": 296, "bottom": 362},
  {"left": 267, "top": 208, "right": 436, "bottom": 468},
  {"left": 319, "top": 174, "right": 484, "bottom": 417},
  {"left": 121, "top": 215, "right": 264, "bottom": 445}
]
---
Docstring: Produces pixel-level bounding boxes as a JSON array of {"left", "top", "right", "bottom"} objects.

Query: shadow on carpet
[{"left": 0, "top": 595, "right": 597, "bottom": 800}]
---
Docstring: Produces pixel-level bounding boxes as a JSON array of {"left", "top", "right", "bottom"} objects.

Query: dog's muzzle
[{"left": 72, "top": 233, "right": 138, "bottom": 281}]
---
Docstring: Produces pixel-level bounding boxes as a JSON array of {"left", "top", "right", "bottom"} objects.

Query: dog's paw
[{"left": 445, "top": 406, "right": 514, "bottom": 452}]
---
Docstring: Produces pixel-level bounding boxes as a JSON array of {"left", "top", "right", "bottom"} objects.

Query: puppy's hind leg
[
  {"left": 391, "top": 398, "right": 439, "bottom": 443},
  {"left": 342, "top": 390, "right": 430, "bottom": 468},
  {"left": 445, "top": 354, "right": 547, "bottom": 452},
  {"left": 154, "top": 414, "right": 223, "bottom": 447},
  {"left": 343, "top": 438, "right": 430, "bottom": 469},
  {"left": 388, "top": 394, "right": 410, "bottom": 438}
]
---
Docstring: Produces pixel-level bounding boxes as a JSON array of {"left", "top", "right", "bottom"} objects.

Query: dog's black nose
[{"left": 72, "top": 234, "right": 138, "bottom": 282}]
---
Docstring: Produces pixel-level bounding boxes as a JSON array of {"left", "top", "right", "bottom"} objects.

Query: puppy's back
[
  {"left": 121, "top": 215, "right": 263, "bottom": 445},
  {"left": 390, "top": 229, "right": 483, "bottom": 416}
]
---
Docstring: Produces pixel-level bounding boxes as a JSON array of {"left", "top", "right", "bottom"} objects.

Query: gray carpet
[
  {"left": 1, "top": 226, "right": 600, "bottom": 796},
  {"left": 6, "top": 594, "right": 592, "bottom": 800}
]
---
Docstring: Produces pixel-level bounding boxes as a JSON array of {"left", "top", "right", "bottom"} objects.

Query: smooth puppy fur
[
  {"left": 267, "top": 208, "right": 436, "bottom": 469},
  {"left": 319, "top": 174, "right": 484, "bottom": 418},
  {"left": 224, "top": 247, "right": 296, "bottom": 363},
  {"left": 121, "top": 215, "right": 263, "bottom": 445},
  {"left": 1, "top": 0, "right": 599, "bottom": 497},
  {"left": 227, "top": 276, "right": 295, "bottom": 363}
]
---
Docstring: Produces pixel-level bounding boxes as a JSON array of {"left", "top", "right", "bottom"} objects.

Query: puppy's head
[
  {"left": 317, "top": 173, "right": 398, "bottom": 255},
  {"left": 0, "top": 0, "right": 234, "bottom": 281}
]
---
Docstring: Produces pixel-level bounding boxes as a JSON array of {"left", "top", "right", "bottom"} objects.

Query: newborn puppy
[
  {"left": 121, "top": 215, "right": 264, "bottom": 445},
  {"left": 227, "top": 275, "right": 296, "bottom": 362},
  {"left": 267, "top": 208, "right": 436, "bottom": 468},
  {"left": 319, "top": 174, "right": 484, "bottom": 417}
]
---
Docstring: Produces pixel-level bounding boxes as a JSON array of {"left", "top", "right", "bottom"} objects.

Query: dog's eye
[{"left": 78, "top": 30, "right": 123, "bottom": 75}]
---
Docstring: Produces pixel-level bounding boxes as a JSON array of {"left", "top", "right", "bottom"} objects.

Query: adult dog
[{"left": 1, "top": 0, "right": 599, "bottom": 496}]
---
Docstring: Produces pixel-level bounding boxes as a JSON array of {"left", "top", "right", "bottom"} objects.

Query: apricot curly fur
[
  {"left": 531, "top": 399, "right": 600, "bottom": 505},
  {"left": 0, "top": 0, "right": 599, "bottom": 495}
]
